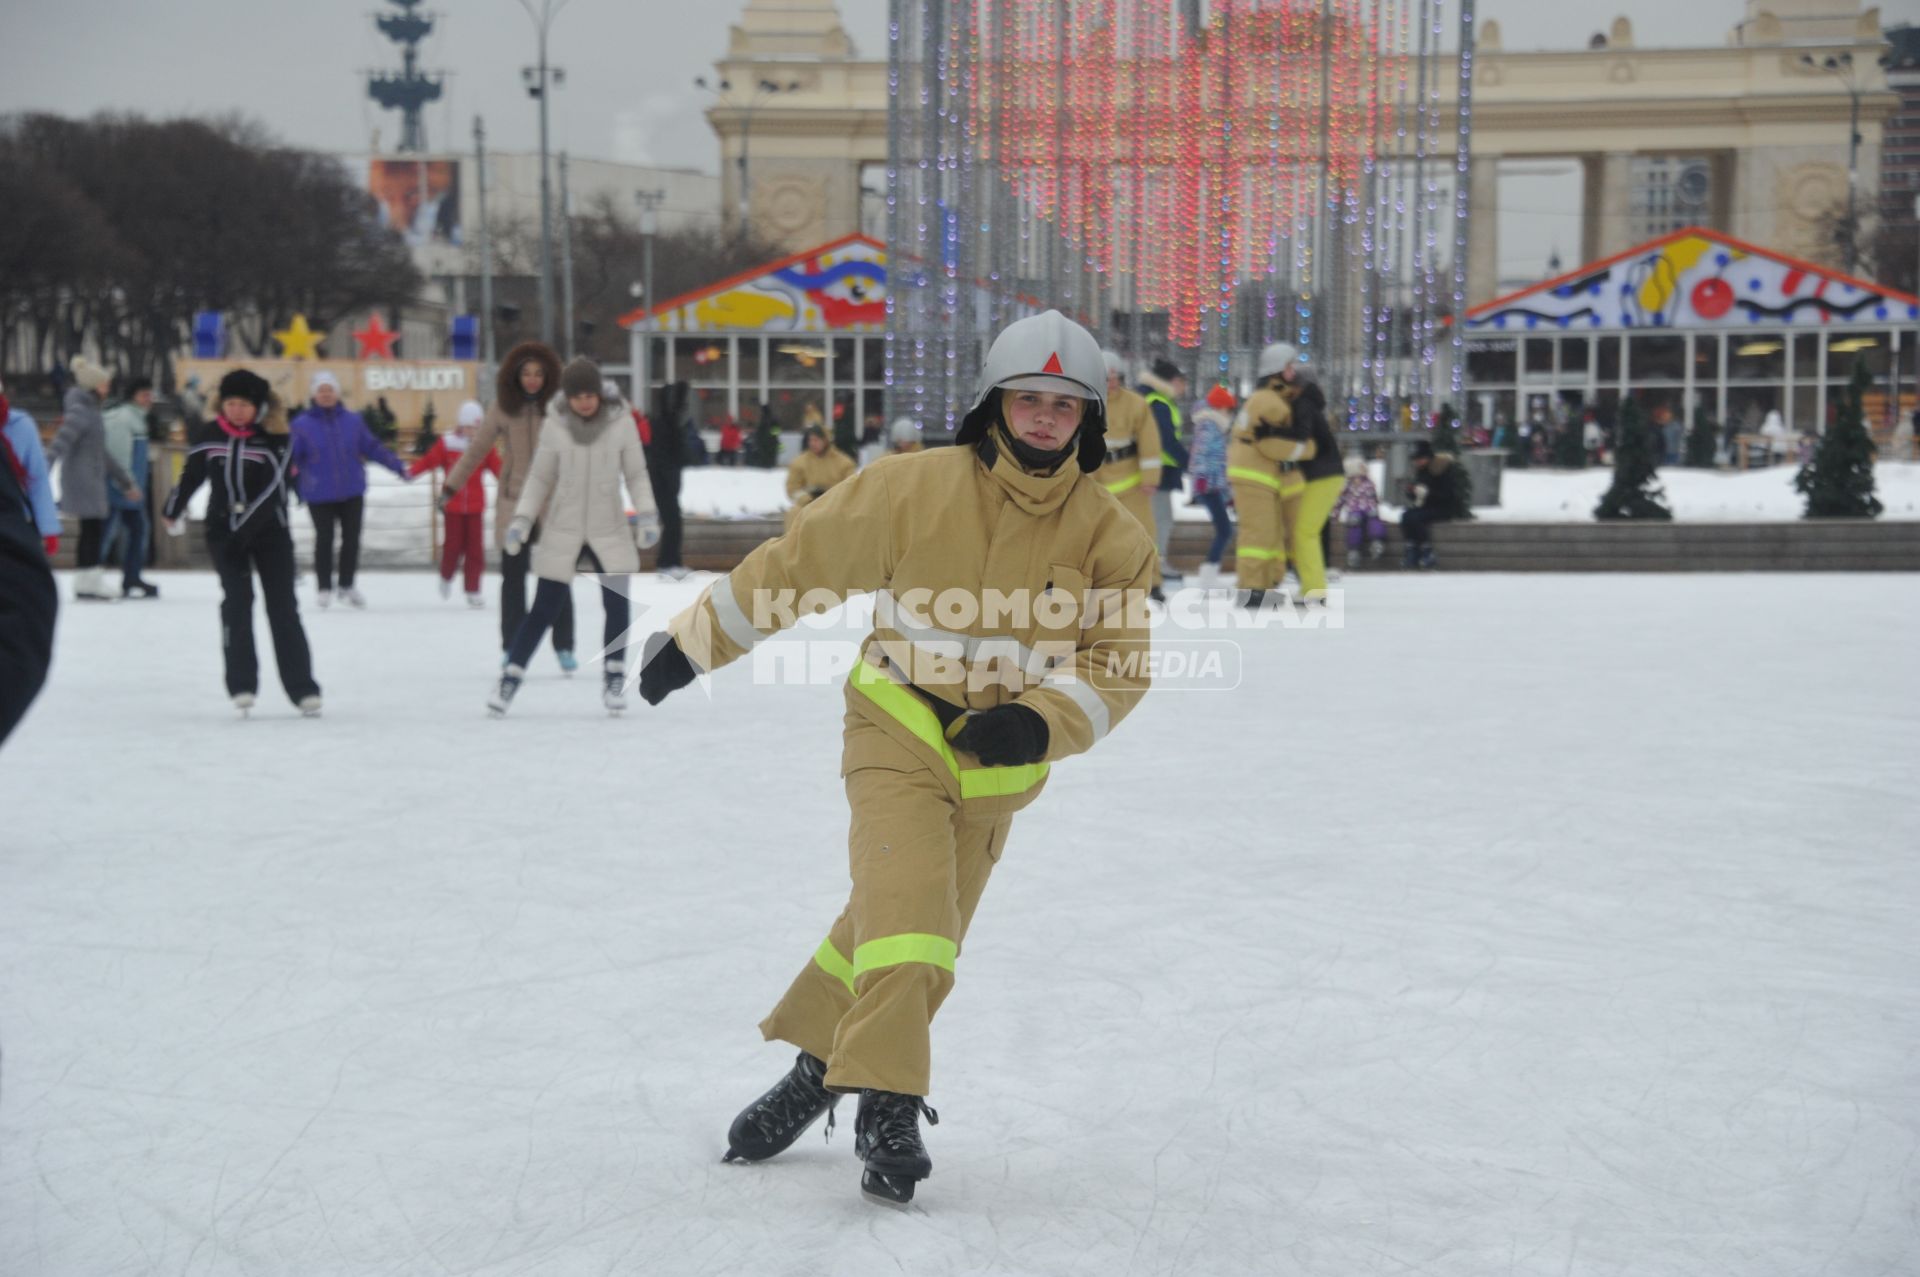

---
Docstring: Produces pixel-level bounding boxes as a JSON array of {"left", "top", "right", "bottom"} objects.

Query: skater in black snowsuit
[{"left": 163, "top": 369, "right": 322, "bottom": 717}]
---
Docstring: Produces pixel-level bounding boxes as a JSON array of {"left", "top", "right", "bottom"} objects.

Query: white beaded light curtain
[{"left": 882, "top": 0, "right": 1476, "bottom": 435}]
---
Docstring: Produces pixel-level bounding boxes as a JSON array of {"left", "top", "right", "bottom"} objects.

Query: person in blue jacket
[
  {"left": 1, "top": 377, "right": 60, "bottom": 556},
  {"left": 1136, "top": 358, "right": 1191, "bottom": 586},
  {"left": 289, "top": 370, "right": 410, "bottom": 608}
]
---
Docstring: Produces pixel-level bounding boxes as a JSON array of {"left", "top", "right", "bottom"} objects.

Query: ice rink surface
[{"left": 3, "top": 569, "right": 1917, "bottom": 1276}]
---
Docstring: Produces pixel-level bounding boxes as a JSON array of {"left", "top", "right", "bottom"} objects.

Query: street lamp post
[
  {"left": 519, "top": 0, "right": 571, "bottom": 348},
  {"left": 635, "top": 188, "right": 665, "bottom": 414},
  {"left": 695, "top": 76, "right": 800, "bottom": 235},
  {"left": 1804, "top": 52, "right": 1863, "bottom": 274}
]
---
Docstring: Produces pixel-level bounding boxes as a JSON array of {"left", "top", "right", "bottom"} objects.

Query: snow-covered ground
[{"left": 4, "top": 570, "right": 1918, "bottom": 1276}]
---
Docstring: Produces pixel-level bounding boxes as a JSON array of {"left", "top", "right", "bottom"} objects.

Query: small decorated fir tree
[
  {"left": 1795, "top": 363, "right": 1882, "bottom": 518},
  {"left": 1594, "top": 397, "right": 1673, "bottom": 520},
  {"left": 1684, "top": 410, "right": 1719, "bottom": 468},
  {"left": 746, "top": 404, "right": 782, "bottom": 469}
]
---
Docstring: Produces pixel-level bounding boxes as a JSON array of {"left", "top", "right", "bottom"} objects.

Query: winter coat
[
  {"left": 410, "top": 435, "right": 499, "bottom": 515},
  {"left": 1187, "top": 406, "right": 1231, "bottom": 494},
  {"left": 785, "top": 445, "right": 856, "bottom": 505},
  {"left": 3, "top": 408, "right": 60, "bottom": 536},
  {"left": 1331, "top": 473, "right": 1381, "bottom": 522},
  {"left": 1136, "top": 373, "right": 1189, "bottom": 490},
  {"left": 1272, "top": 381, "right": 1343, "bottom": 484},
  {"left": 47, "top": 386, "right": 134, "bottom": 519},
  {"left": 102, "top": 401, "right": 152, "bottom": 513},
  {"left": 666, "top": 430, "right": 1157, "bottom": 817},
  {"left": 1406, "top": 455, "right": 1462, "bottom": 520},
  {"left": 289, "top": 402, "right": 406, "bottom": 504},
  {"left": 1095, "top": 386, "right": 1164, "bottom": 499},
  {"left": 447, "top": 341, "right": 562, "bottom": 545},
  {"left": 0, "top": 431, "right": 57, "bottom": 747},
  {"left": 511, "top": 395, "right": 658, "bottom": 583},
  {"left": 163, "top": 397, "right": 296, "bottom": 541}
]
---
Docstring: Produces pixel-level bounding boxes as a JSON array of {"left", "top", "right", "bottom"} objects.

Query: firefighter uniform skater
[
  {"left": 1228, "top": 341, "right": 1315, "bottom": 605},
  {"left": 1096, "top": 351, "right": 1164, "bottom": 594},
  {"left": 637, "top": 310, "right": 1155, "bottom": 1204},
  {"left": 783, "top": 423, "right": 857, "bottom": 533}
]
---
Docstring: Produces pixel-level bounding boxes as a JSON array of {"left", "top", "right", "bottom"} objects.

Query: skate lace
[
  {"left": 872, "top": 1096, "right": 940, "bottom": 1152},
  {"left": 744, "top": 1062, "right": 834, "bottom": 1144}
]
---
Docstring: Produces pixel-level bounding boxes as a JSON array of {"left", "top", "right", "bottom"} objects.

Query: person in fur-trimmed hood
[
  {"left": 446, "top": 340, "right": 577, "bottom": 668},
  {"left": 163, "top": 368, "right": 322, "bottom": 716},
  {"left": 486, "top": 357, "right": 658, "bottom": 717}
]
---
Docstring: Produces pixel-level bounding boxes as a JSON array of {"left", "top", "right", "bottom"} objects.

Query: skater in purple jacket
[
  {"left": 289, "top": 370, "right": 410, "bottom": 609},
  {"left": 1330, "top": 454, "right": 1387, "bottom": 566}
]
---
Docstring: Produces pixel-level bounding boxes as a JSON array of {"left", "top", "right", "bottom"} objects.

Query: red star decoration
[{"left": 353, "top": 313, "right": 400, "bottom": 360}]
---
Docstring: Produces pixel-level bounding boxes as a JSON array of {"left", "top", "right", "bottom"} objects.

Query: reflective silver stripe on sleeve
[
  {"left": 709, "top": 574, "right": 766, "bottom": 651},
  {"left": 1041, "top": 672, "right": 1111, "bottom": 743},
  {"left": 886, "top": 614, "right": 1041, "bottom": 673}
]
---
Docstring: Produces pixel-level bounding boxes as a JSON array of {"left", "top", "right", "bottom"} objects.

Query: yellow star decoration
[{"left": 273, "top": 314, "right": 325, "bottom": 360}]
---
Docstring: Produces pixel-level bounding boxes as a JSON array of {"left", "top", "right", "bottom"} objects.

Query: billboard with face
[{"left": 368, "top": 159, "right": 462, "bottom": 248}]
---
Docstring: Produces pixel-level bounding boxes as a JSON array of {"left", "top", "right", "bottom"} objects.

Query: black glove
[
  {"left": 808, "top": 486, "right": 827, "bottom": 498},
  {"left": 949, "top": 703, "right": 1049, "bottom": 767},
  {"left": 638, "top": 632, "right": 697, "bottom": 706}
]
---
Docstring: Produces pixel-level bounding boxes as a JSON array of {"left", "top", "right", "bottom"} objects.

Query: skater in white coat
[{"left": 487, "top": 358, "right": 659, "bottom": 716}]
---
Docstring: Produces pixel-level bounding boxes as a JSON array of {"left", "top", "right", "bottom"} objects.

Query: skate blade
[{"left": 861, "top": 1170, "right": 919, "bottom": 1206}]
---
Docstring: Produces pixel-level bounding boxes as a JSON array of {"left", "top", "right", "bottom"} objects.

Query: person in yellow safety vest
[
  {"left": 1227, "top": 341, "right": 1314, "bottom": 608},
  {"left": 784, "top": 424, "right": 857, "bottom": 533},
  {"left": 1136, "top": 358, "right": 1191, "bottom": 588},
  {"left": 1096, "top": 350, "right": 1165, "bottom": 599},
  {"left": 1273, "top": 377, "right": 1346, "bottom": 604},
  {"left": 634, "top": 309, "right": 1155, "bottom": 1207}
]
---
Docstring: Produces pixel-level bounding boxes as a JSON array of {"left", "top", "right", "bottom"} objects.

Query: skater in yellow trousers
[
  {"left": 1227, "top": 342, "right": 1314, "bottom": 607},
  {"left": 635, "top": 310, "right": 1155, "bottom": 1205},
  {"left": 1276, "top": 378, "right": 1346, "bottom": 604}
]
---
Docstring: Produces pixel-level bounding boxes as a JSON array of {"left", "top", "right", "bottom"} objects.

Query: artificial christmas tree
[
  {"left": 1795, "top": 362, "right": 1882, "bottom": 518},
  {"left": 833, "top": 409, "right": 859, "bottom": 461},
  {"left": 746, "top": 404, "right": 782, "bottom": 469},
  {"left": 1684, "top": 410, "right": 1719, "bottom": 468},
  {"left": 1594, "top": 397, "right": 1672, "bottom": 520}
]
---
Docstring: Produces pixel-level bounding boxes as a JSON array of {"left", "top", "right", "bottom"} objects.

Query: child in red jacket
[{"left": 412, "top": 400, "right": 500, "bottom": 605}]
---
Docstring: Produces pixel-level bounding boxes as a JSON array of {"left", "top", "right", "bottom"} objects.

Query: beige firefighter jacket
[
  {"left": 785, "top": 445, "right": 857, "bottom": 507},
  {"left": 1095, "top": 385, "right": 1164, "bottom": 498},
  {"left": 511, "top": 397, "right": 657, "bottom": 583},
  {"left": 668, "top": 434, "right": 1157, "bottom": 814}
]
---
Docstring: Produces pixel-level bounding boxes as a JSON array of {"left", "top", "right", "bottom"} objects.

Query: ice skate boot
[
  {"left": 723, "top": 1050, "right": 840, "bottom": 1164},
  {"left": 603, "top": 660, "right": 628, "bottom": 714},
  {"left": 855, "top": 1089, "right": 938, "bottom": 1206},
  {"left": 232, "top": 692, "right": 256, "bottom": 718},
  {"left": 298, "top": 695, "right": 323, "bottom": 718},
  {"left": 556, "top": 650, "right": 579, "bottom": 676},
  {"left": 488, "top": 665, "right": 525, "bottom": 717}
]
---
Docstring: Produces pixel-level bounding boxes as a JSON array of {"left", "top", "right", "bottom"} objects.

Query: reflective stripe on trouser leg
[
  {"left": 1230, "top": 477, "right": 1286, "bottom": 590},
  {"left": 759, "top": 912, "right": 857, "bottom": 1066},
  {"left": 1290, "top": 474, "right": 1346, "bottom": 598},
  {"left": 823, "top": 763, "right": 1008, "bottom": 1097}
]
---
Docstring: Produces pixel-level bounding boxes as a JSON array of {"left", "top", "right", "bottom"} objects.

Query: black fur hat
[{"left": 217, "top": 368, "right": 271, "bottom": 412}]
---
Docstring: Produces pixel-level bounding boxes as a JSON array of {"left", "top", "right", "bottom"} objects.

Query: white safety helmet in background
[
  {"left": 1256, "top": 341, "right": 1301, "bottom": 382},
  {"left": 1101, "top": 349, "right": 1127, "bottom": 381},
  {"left": 889, "top": 416, "right": 920, "bottom": 448},
  {"left": 957, "top": 309, "right": 1109, "bottom": 472}
]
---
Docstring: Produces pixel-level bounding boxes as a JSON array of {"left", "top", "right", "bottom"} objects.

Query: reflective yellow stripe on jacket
[
  {"left": 1104, "top": 472, "right": 1143, "bottom": 495},
  {"left": 849, "top": 658, "right": 1049, "bottom": 800}
]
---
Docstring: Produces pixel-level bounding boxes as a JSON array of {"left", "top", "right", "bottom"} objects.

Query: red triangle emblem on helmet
[{"left": 1042, "top": 352, "right": 1064, "bottom": 375}]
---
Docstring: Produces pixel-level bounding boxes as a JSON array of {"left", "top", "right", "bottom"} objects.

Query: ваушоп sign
[{"left": 362, "top": 366, "right": 468, "bottom": 392}]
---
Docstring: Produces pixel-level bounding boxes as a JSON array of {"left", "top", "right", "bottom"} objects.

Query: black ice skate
[
  {"left": 603, "top": 659, "right": 627, "bottom": 715},
  {"left": 854, "top": 1089, "right": 939, "bottom": 1206},
  {"left": 723, "top": 1050, "right": 840, "bottom": 1164}
]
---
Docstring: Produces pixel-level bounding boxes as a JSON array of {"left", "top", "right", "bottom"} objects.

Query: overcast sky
[{"left": 5, "top": 0, "right": 1919, "bottom": 278}]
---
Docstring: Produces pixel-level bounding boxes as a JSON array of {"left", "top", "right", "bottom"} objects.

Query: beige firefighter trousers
[{"left": 758, "top": 730, "right": 1013, "bottom": 1097}]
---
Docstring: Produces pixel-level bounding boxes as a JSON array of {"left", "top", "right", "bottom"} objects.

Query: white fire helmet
[
  {"left": 1101, "top": 349, "right": 1127, "bottom": 381},
  {"left": 957, "top": 309, "right": 1109, "bottom": 471},
  {"left": 889, "top": 416, "right": 920, "bottom": 448},
  {"left": 1256, "top": 341, "right": 1301, "bottom": 382}
]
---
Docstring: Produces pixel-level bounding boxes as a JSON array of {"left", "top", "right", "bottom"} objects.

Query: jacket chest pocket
[{"left": 1028, "top": 563, "right": 1087, "bottom": 675}]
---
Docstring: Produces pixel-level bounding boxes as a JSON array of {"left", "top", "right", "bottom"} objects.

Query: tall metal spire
[{"left": 367, "top": 0, "right": 445, "bottom": 153}]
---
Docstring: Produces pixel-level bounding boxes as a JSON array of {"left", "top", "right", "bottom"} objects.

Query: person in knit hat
[
  {"left": 45, "top": 355, "right": 141, "bottom": 600},
  {"left": 163, "top": 367, "right": 322, "bottom": 717},
  {"left": 1185, "top": 384, "right": 1239, "bottom": 593},
  {"left": 410, "top": 399, "right": 499, "bottom": 605},
  {"left": 487, "top": 357, "right": 659, "bottom": 717},
  {"left": 289, "top": 368, "right": 411, "bottom": 609}
]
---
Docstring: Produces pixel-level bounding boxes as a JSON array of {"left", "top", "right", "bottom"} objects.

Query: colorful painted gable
[
  {"left": 618, "top": 235, "right": 887, "bottom": 334},
  {"left": 1466, "top": 228, "right": 1920, "bottom": 333}
]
